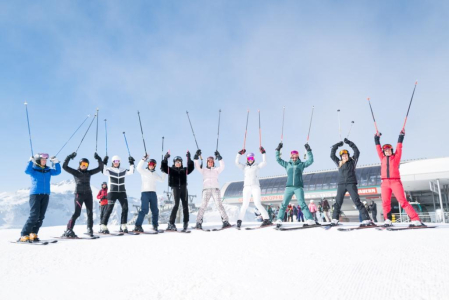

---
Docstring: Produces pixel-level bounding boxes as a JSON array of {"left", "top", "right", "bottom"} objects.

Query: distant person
[
  {"left": 293, "top": 205, "right": 298, "bottom": 221},
  {"left": 308, "top": 200, "right": 317, "bottom": 221},
  {"left": 267, "top": 205, "right": 274, "bottom": 222},
  {"left": 287, "top": 204, "right": 294, "bottom": 222},
  {"left": 97, "top": 182, "right": 108, "bottom": 228},
  {"left": 322, "top": 199, "right": 331, "bottom": 222},
  {"left": 296, "top": 205, "right": 304, "bottom": 222},
  {"left": 369, "top": 201, "right": 378, "bottom": 222}
]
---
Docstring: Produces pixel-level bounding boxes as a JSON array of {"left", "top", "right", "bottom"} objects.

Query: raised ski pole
[
  {"left": 186, "top": 111, "right": 202, "bottom": 161},
  {"left": 123, "top": 132, "right": 131, "bottom": 157},
  {"left": 243, "top": 109, "right": 249, "bottom": 149},
  {"left": 367, "top": 98, "right": 380, "bottom": 135},
  {"left": 258, "top": 110, "right": 262, "bottom": 148},
  {"left": 75, "top": 112, "right": 97, "bottom": 153},
  {"left": 304, "top": 106, "right": 314, "bottom": 159},
  {"left": 137, "top": 111, "right": 148, "bottom": 156},
  {"left": 104, "top": 119, "right": 108, "bottom": 156},
  {"left": 95, "top": 108, "right": 99, "bottom": 152},
  {"left": 337, "top": 109, "right": 342, "bottom": 142},
  {"left": 24, "top": 102, "right": 34, "bottom": 156},
  {"left": 402, "top": 81, "right": 418, "bottom": 131},
  {"left": 216, "top": 109, "right": 221, "bottom": 152},
  {"left": 347, "top": 121, "right": 355, "bottom": 139},
  {"left": 55, "top": 115, "right": 90, "bottom": 157}
]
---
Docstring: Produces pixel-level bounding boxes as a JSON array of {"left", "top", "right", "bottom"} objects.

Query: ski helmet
[
  {"left": 247, "top": 153, "right": 255, "bottom": 164},
  {"left": 111, "top": 155, "right": 121, "bottom": 162},
  {"left": 79, "top": 158, "right": 89, "bottom": 167},
  {"left": 382, "top": 144, "right": 393, "bottom": 154},
  {"left": 148, "top": 159, "right": 157, "bottom": 168},
  {"left": 34, "top": 153, "right": 49, "bottom": 165},
  {"left": 339, "top": 149, "right": 349, "bottom": 157},
  {"left": 173, "top": 156, "right": 183, "bottom": 163},
  {"left": 290, "top": 150, "right": 299, "bottom": 156},
  {"left": 101, "top": 182, "right": 107, "bottom": 188}
]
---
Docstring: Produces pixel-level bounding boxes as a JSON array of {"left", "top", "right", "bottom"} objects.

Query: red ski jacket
[
  {"left": 97, "top": 188, "right": 108, "bottom": 206},
  {"left": 376, "top": 142, "right": 403, "bottom": 179}
]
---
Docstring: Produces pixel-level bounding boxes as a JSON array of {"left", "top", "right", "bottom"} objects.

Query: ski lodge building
[{"left": 221, "top": 157, "right": 449, "bottom": 223}]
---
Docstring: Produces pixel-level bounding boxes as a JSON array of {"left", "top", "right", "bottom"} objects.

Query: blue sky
[{"left": 1, "top": 1, "right": 449, "bottom": 200}]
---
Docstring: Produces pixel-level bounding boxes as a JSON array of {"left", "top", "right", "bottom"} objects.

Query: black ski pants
[
  {"left": 332, "top": 183, "right": 370, "bottom": 221},
  {"left": 21, "top": 194, "right": 49, "bottom": 236},
  {"left": 102, "top": 192, "right": 129, "bottom": 225},
  {"left": 99, "top": 204, "right": 108, "bottom": 224},
  {"left": 169, "top": 185, "right": 189, "bottom": 224},
  {"left": 371, "top": 210, "right": 378, "bottom": 222},
  {"left": 67, "top": 192, "right": 93, "bottom": 230}
]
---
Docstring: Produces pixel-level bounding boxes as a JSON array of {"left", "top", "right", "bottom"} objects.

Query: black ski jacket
[
  {"left": 63, "top": 156, "right": 103, "bottom": 194},
  {"left": 331, "top": 141, "right": 360, "bottom": 185},
  {"left": 161, "top": 159, "right": 194, "bottom": 188}
]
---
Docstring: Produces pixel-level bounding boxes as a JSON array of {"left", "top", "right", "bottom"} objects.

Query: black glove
[
  {"left": 398, "top": 130, "right": 405, "bottom": 143},
  {"left": 215, "top": 151, "right": 222, "bottom": 160},
  {"left": 275, "top": 142, "right": 283, "bottom": 151},
  {"left": 68, "top": 152, "right": 77, "bottom": 160},
  {"left": 304, "top": 143, "right": 311, "bottom": 151},
  {"left": 103, "top": 156, "right": 109, "bottom": 165},
  {"left": 259, "top": 146, "right": 266, "bottom": 154},
  {"left": 164, "top": 152, "right": 170, "bottom": 161},
  {"left": 333, "top": 141, "right": 344, "bottom": 148},
  {"left": 186, "top": 151, "right": 191, "bottom": 160},
  {"left": 94, "top": 152, "right": 101, "bottom": 160},
  {"left": 344, "top": 138, "right": 351, "bottom": 144},
  {"left": 374, "top": 134, "right": 381, "bottom": 145},
  {"left": 238, "top": 149, "right": 246, "bottom": 155},
  {"left": 128, "top": 156, "right": 135, "bottom": 165}
]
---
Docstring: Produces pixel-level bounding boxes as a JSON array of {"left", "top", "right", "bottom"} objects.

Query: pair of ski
[
  {"left": 192, "top": 225, "right": 236, "bottom": 232},
  {"left": 11, "top": 239, "right": 58, "bottom": 246},
  {"left": 274, "top": 224, "right": 323, "bottom": 231},
  {"left": 335, "top": 224, "right": 437, "bottom": 231}
]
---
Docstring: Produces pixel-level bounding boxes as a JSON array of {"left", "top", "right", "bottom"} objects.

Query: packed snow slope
[{"left": 1, "top": 223, "right": 449, "bottom": 300}]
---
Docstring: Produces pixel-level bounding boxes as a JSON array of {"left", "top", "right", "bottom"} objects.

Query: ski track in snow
[{"left": 1, "top": 223, "right": 449, "bottom": 300}]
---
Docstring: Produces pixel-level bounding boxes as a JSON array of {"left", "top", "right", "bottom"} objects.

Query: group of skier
[{"left": 18, "top": 124, "right": 424, "bottom": 242}]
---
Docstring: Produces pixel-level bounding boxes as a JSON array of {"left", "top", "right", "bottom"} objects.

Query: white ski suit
[
  {"left": 194, "top": 159, "right": 229, "bottom": 223},
  {"left": 235, "top": 153, "right": 269, "bottom": 220}
]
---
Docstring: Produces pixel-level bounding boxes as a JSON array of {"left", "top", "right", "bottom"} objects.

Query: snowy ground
[{"left": 1, "top": 222, "right": 449, "bottom": 300}]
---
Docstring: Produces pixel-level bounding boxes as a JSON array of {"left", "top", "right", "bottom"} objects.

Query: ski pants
[
  {"left": 381, "top": 179, "right": 419, "bottom": 221},
  {"left": 102, "top": 192, "right": 129, "bottom": 225},
  {"left": 99, "top": 205, "right": 107, "bottom": 224},
  {"left": 323, "top": 210, "right": 331, "bottom": 222},
  {"left": 136, "top": 192, "right": 159, "bottom": 227},
  {"left": 297, "top": 212, "right": 304, "bottom": 222},
  {"left": 332, "top": 183, "right": 370, "bottom": 221},
  {"left": 196, "top": 188, "right": 229, "bottom": 223},
  {"left": 277, "top": 187, "right": 312, "bottom": 221},
  {"left": 371, "top": 211, "right": 378, "bottom": 222},
  {"left": 170, "top": 185, "right": 189, "bottom": 224},
  {"left": 237, "top": 185, "right": 269, "bottom": 221},
  {"left": 67, "top": 192, "right": 93, "bottom": 230},
  {"left": 21, "top": 194, "right": 49, "bottom": 236}
]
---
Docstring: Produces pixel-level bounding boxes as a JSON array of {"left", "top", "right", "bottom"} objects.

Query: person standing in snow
[
  {"left": 18, "top": 153, "right": 61, "bottom": 243},
  {"left": 296, "top": 205, "right": 304, "bottom": 222},
  {"left": 274, "top": 142, "right": 316, "bottom": 228},
  {"left": 160, "top": 152, "right": 194, "bottom": 231},
  {"left": 369, "top": 200, "right": 378, "bottom": 222},
  {"left": 322, "top": 199, "right": 331, "bottom": 222},
  {"left": 132, "top": 156, "right": 166, "bottom": 232},
  {"left": 308, "top": 200, "right": 317, "bottom": 221},
  {"left": 267, "top": 204, "right": 274, "bottom": 222},
  {"left": 375, "top": 131, "right": 423, "bottom": 226},
  {"left": 61, "top": 152, "right": 104, "bottom": 237},
  {"left": 330, "top": 138, "right": 373, "bottom": 227},
  {"left": 235, "top": 147, "right": 272, "bottom": 229},
  {"left": 100, "top": 155, "right": 135, "bottom": 233},
  {"left": 97, "top": 182, "right": 108, "bottom": 227},
  {"left": 194, "top": 150, "right": 231, "bottom": 230}
]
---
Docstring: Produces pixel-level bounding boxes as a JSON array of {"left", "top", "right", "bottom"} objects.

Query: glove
[
  {"left": 259, "top": 146, "right": 266, "bottom": 154},
  {"left": 164, "top": 152, "right": 170, "bottom": 161},
  {"left": 143, "top": 154, "right": 149, "bottom": 161},
  {"left": 94, "top": 152, "right": 101, "bottom": 160},
  {"left": 275, "top": 142, "right": 283, "bottom": 151},
  {"left": 29, "top": 156, "right": 36, "bottom": 164},
  {"left": 68, "top": 152, "right": 77, "bottom": 160},
  {"left": 50, "top": 156, "right": 59, "bottom": 164},
  {"left": 128, "top": 156, "right": 135, "bottom": 165},
  {"left": 304, "top": 143, "right": 311, "bottom": 152},
  {"left": 103, "top": 156, "right": 109, "bottom": 165},
  {"left": 215, "top": 151, "right": 222, "bottom": 160},
  {"left": 398, "top": 130, "right": 405, "bottom": 143},
  {"left": 344, "top": 138, "right": 351, "bottom": 144},
  {"left": 238, "top": 149, "right": 246, "bottom": 155},
  {"left": 374, "top": 134, "right": 381, "bottom": 145},
  {"left": 186, "top": 151, "right": 191, "bottom": 160},
  {"left": 333, "top": 141, "right": 344, "bottom": 148}
]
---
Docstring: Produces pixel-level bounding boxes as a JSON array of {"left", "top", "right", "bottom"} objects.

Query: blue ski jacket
[{"left": 25, "top": 161, "right": 61, "bottom": 195}]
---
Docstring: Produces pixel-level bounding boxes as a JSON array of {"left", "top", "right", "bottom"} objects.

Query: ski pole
[
  {"left": 55, "top": 115, "right": 90, "bottom": 157},
  {"left": 186, "top": 111, "right": 202, "bottom": 161},
  {"left": 137, "top": 111, "right": 148, "bottom": 156},
  {"left": 304, "top": 106, "right": 314, "bottom": 159},
  {"left": 123, "top": 132, "right": 131, "bottom": 157},
  {"left": 402, "top": 81, "right": 418, "bottom": 131},
  {"left": 75, "top": 112, "right": 97, "bottom": 153},
  {"left": 95, "top": 108, "right": 99, "bottom": 152},
  {"left": 243, "top": 109, "right": 249, "bottom": 149},
  {"left": 281, "top": 106, "right": 285, "bottom": 143},
  {"left": 104, "top": 119, "right": 108, "bottom": 156},
  {"left": 216, "top": 109, "right": 221, "bottom": 152},
  {"left": 258, "top": 110, "right": 262, "bottom": 148},
  {"left": 337, "top": 109, "right": 342, "bottom": 141},
  {"left": 367, "top": 98, "right": 379, "bottom": 135},
  {"left": 347, "top": 121, "right": 355, "bottom": 139},
  {"left": 24, "top": 102, "right": 34, "bottom": 156}
]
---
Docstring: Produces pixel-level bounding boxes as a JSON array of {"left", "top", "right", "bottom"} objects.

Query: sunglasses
[{"left": 80, "top": 162, "right": 89, "bottom": 167}]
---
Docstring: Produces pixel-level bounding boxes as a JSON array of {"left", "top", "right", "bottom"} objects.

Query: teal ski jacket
[{"left": 275, "top": 150, "right": 313, "bottom": 188}]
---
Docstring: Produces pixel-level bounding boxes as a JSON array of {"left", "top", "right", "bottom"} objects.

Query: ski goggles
[
  {"left": 339, "top": 149, "right": 349, "bottom": 156},
  {"left": 113, "top": 160, "right": 120, "bottom": 164},
  {"left": 382, "top": 144, "right": 393, "bottom": 151},
  {"left": 290, "top": 150, "right": 299, "bottom": 156},
  {"left": 80, "top": 162, "right": 89, "bottom": 168},
  {"left": 247, "top": 154, "right": 255, "bottom": 161},
  {"left": 148, "top": 161, "right": 156, "bottom": 167},
  {"left": 38, "top": 153, "right": 49, "bottom": 159},
  {"left": 174, "top": 156, "right": 183, "bottom": 162}
]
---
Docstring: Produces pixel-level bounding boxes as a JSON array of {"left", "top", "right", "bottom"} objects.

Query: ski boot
[
  {"left": 62, "top": 229, "right": 78, "bottom": 238},
  {"left": 330, "top": 219, "right": 339, "bottom": 226},
  {"left": 222, "top": 221, "right": 232, "bottom": 229},
  {"left": 236, "top": 220, "right": 242, "bottom": 230},
  {"left": 410, "top": 220, "right": 425, "bottom": 227},
  {"left": 195, "top": 222, "right": 203, "bottom": 230},
  {"left": 86, "top": 227, "right": 94, "bottom": 237},
  {"left": 99, "top": 225, "right": 110, "bottom": 234},
  {"left": 276, "top": 219, "right": 282, "bottom": 229},
  {"left": 183, "top": 222, "right": 189, "bottom": 231},
  {"left": 166, "top": 223, "right": 177, "bottom": 231},
  {"left": 305, "top": 219, "right": 318, "bottom": 226},
  {"left": 260, "top": 219, "right": 272, "bottom": 227},
  {"left": 120, "top": 224, "right": 128, "bottom": 233},
  {"left": 133, "top": 225, "right": 144, "bottom": 233},
  {"left": 29, "top": 233, "right": 40, "bottom": 242},
  {"left": 17, "top": 236, "right": 30, "bottom": 243},
  {"left": 360, "top": 220, "right": 376, "bottom": 227},
  {"left": 152, "top": 225, "right": 159, "bottom": 232},
  {"left": 383, "top": 219, "right": 393, "bottom": 227}
]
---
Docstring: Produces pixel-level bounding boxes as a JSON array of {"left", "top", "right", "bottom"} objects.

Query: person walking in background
[
  {"left": 267, "top": 204, "right": 274, "bottom": 222},
  {"left": 369, "top": 200, "right": 378, "bottom": 222},
  {"left": 97, "top": 182, "right": 108, "bottom": 230},
  {"left": 287, "top": 205, "right": 294, "bottom": 222},
  {"left": 296, "top": 205, "right": 304, "bottom": 222},
  {"left": 293, "top": 205, "right": 298, "bottom": 221},
  {"left": 308, "top": 200, "right": 317, "bottom": 221},
  {"left": 322, "top": 199, "right": 331, "bottom": 222}
]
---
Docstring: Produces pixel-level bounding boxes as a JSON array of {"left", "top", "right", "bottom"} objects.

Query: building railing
[{"left": 392, "top": 212, "right": 449, "bottom": 223}]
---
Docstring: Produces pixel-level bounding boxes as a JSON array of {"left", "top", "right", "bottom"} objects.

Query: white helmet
[{"left": 111, "top": 155, "right": 121, "bottom": 163}]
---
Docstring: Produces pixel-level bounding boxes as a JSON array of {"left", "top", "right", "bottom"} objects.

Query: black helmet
[
  {"left": 79, "top": 158, "right": 89, "bottom": 167},
  {"left": 173, "top": 156, "right": 183, "bottom": 163},
  {"left": 101, "top": 182, "right": 107, "bottom": 187}
]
